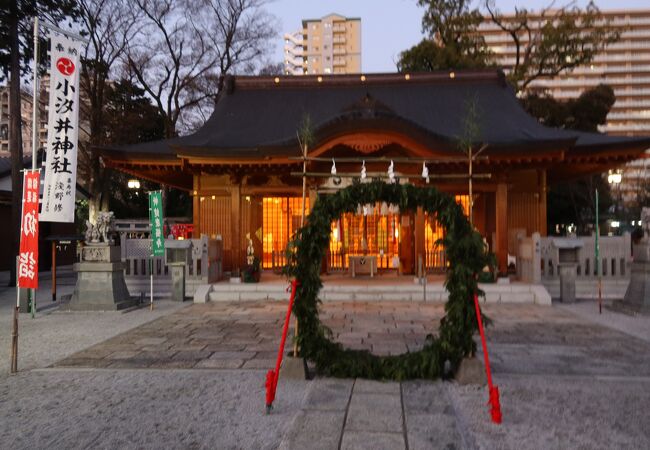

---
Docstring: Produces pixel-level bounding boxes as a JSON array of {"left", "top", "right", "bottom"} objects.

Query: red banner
[{"left": 18, "top": 170, "right": 40, "bottom": 288}]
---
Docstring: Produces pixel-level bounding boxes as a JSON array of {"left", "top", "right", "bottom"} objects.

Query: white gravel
[
  {"left": 0, "top": 369, "right": 308, "bottom": 450},
  {"left": 558, "top": 299, "right": 650, "bottom": 343},
  {"left": 452, "top": 374, "right": 650, "bottom": 450}
]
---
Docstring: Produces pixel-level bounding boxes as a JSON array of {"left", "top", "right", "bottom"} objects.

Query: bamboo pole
[
  {"left": 290, "top": 172, "right": 491, "bottom": 179},
  {"left": 294, "top": 134, "right": 308, "bottom": 358},
  {"left": 287, "top": 156, "right": 488, "bottom": 164}
]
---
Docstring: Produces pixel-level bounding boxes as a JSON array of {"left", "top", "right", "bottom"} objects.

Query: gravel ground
[
  {"left": 0, "top": 266, "right": 188, "bottom": 373},
  {"left": 558, "top": 299, "right": 650, "bottom": 343},
  {"left": 452, "top": 374, "right": 650, "bottom": 450},
  {"left": 2, "top": 269, "right": 650, "bottom": 450},
  {"left": 0, "top": 369, "right": 308, "bottom": 450}
]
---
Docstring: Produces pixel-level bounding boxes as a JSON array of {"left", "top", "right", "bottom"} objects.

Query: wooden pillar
[
  {"left": 414, "top": 207, "right": 425, "bottom": 276},
  {"left": 192, "top": 175, "right": 201, "bottom": 237},
  {"left": 496, "top": 182, "right": 509, "bottom": 274},
  {"left": 231, "top": 183, "right": 241, "bottom": 276},
  {"left": 538, "top": 169, "right": 547, "bottom": 236},
  {"left": 400, "top": 213, "right": 415, "bottom": 275},
  {"left": 250, "top": 195, "right": 263, "bottom": 260}
]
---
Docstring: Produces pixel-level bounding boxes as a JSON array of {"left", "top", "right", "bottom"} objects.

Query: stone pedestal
[
  {"left": 622, "top": 240, "right": 650, "bottom": 314},
  {"left": 69, "top": 244, "right": 136, "bottom": 311},
  {"left": 170, "top": 264, "right": 186, "bottom": 302},
  {"left": 558, "top": 263, "right": 578, "bottom": 303}
]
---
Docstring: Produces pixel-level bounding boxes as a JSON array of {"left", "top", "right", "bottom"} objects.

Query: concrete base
[
  {"left": 454, "top": 357, "right": 487, "bottom": 385},
  {"left": 209, "top": 280, "right": 552, "bottom": 305},
  {"left": 69, "top": 246, "right": 136, "bottom": 311},
  {"left": 558, "top": 263, "right": 578, "bottom": 303},
  {"left": 621, "top": 241, "right": 650, "bottom": 314},
  {"left": 170, "top": 264, "right": 187, "bottom": 302},
  {"left": 280, "top": 356, "right": 308, "bottom": 380}
]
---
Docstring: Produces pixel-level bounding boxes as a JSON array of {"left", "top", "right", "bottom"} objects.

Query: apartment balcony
[
  {"left": 332, "top": 24, "right": 346, "bottom": 33},
  {"left": 283, "top": 32, "right": 303, "bottom": 46},
  {"left": 284, "top": 45, "right": 304, "bottom": 57},
  {"left": 333, "top": 36, "right": 346, "bottom": 44},
  {"left": 333, "top": 58, "right": 346, "bottom": 67},
  {"left": 333, "top": 47, "right": 346, "bottom": 55}
]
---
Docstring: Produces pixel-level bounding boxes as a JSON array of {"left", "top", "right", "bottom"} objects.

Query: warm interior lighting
[
  {"left": 607, "top": 170, "right": 622, "bottom": 184},
  {"left": 127, "top": 179, "right": 140, "bottom": 189}
]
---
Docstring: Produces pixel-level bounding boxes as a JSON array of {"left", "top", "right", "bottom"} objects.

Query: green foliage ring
[{"left": 284, "top": 181, "right": 490, "bottom": 380}]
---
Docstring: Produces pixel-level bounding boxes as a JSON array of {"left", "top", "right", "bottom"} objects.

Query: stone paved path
[
  {"left": 279, "top": 378, "right": 467, "bottom": 450},
  {"left": 54, "top": 301, "right": 445, "bottom": 369}
]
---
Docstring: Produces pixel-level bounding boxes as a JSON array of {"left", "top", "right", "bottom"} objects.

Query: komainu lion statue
[{"left": 84, "top": 211, "right": 116, "bottom": 244}]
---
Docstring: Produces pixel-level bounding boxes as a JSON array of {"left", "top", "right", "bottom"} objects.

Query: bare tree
[
  {"left": 126, "top": 0, "right": 277, "bottom": 137},
  {"left": 77, "top": 0, "right": 139, "bottom": 220},
  {"left": 484, "top": 0, "right": 620, "bottom": 92}
]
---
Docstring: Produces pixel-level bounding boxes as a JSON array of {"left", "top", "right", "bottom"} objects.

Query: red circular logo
[{"left": 56, "top": 57, "right": 75, "bottom": 76}]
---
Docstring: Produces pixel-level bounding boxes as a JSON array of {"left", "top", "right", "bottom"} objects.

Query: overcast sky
[{"left": 267, "top": 0, "right": 649, "bottom": 73}]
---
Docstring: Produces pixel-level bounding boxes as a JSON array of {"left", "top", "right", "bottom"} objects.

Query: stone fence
[
  {"left": 515, "top": 231, "right": 632, "bottom": 299},
  {"left": 118, "top": 227, "right": 222, "bottom": 297}
]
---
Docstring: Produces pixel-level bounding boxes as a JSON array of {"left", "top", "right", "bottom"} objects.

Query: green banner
[{"left": 149, "top": 191, "right": 165, "bottom": 257}]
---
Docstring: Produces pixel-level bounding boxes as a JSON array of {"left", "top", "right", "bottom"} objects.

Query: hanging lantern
[
  {"left": 422, "top": 162, "right": 430, "bottom": 183},
  {"left": 380, "top": 202, "right": 389, "bottom": 216}
]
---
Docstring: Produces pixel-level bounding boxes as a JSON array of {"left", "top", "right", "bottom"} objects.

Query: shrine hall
[{"left": 99, "top": 70, "right": 650, "bottom": 276}]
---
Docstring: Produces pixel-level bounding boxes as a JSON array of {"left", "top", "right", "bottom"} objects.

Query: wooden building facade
[{"left": 100, "top": 71, "right": 650, "bottom": 275}]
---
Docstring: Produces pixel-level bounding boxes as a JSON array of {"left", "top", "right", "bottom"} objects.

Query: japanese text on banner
[
  {"left": 19, "top": 170, "right": 41, "bottom": 288},
  {"left": 149, "top": 191, "right": 165, "bottom": 257},
  {"left": 40, "top": 34, "right": 81, "bottom": 223}
]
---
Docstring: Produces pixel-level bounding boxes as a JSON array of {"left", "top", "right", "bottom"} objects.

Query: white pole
[
  {"left": 31, "top": 17, "right": 38, "bottom": 170},
  {"left": 150, "top": 257, "right": 154, "bottom": 311},
  {"left": 30, "top": 17, "right": 39, "bottom": 317}
]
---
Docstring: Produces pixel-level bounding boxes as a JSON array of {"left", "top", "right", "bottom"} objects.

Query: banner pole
[
  {"left": 596, "top": 189, "right": 602, "bottom": 314},
  {"left": 30, "top": 17, "right": 39, "bottom": 318},
  {"left": 11, "top": 170, "right": 29, "bottom": 373},
  {"left": 150, "top": 256, "right": 154, "bottom": 311}
]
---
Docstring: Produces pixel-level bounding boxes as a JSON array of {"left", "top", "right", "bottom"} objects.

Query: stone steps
[{"left": 206, "top": 281, "right": 551, "bottom": 305}]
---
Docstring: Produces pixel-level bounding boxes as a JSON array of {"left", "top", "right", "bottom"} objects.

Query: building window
[{"left": 262, "top": 197, "right": 310, "bottom": 269}]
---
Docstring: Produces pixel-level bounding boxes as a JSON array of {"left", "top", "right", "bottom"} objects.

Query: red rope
[
  {"left": 473, "top": 292, "right": 502, "bottom": 424},
  {"left": 265, "top": 279, "right": 299, "bottom": 413}
]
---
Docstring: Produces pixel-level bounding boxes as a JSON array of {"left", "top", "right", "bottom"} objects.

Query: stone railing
[
  {"left": 120, "top": 233, "right": 222, "bottom": 297},
  {"left": 539, "top": 233, "right": 631, "bottom": 280},
  {"left": 515, "top": 232, "right": 632, "bottom": 299},
  {"left": 516, "top": 232, "right": 631, "bottom": 283}
]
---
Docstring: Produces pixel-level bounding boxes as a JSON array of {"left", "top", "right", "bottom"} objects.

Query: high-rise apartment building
[
  {"left": 478, "top": 9, "right": 650, "bottom": 208},
  {"left": 478, "top": 9, "right": 650, "bottom": 137},
  {"left": 284, "top": 13, "right": 361, "bottom": 75},
  {"left": 0, "top": 76, "right": 49, "bottom": 157}
]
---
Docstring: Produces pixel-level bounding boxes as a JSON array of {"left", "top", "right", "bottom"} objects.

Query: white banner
[{"left": 40, "top": 34, "right": 81, "bottom": 223}]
